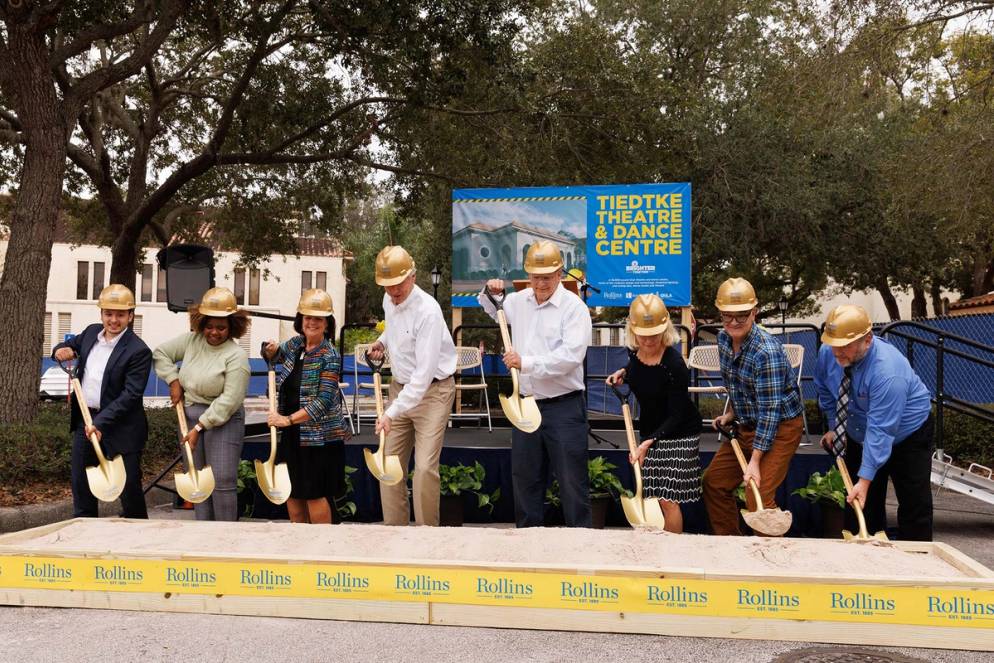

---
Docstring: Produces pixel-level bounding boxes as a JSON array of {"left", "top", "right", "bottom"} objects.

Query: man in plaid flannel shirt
[{"left": 702, "top": 277, "right": 805, "bottom": 535}]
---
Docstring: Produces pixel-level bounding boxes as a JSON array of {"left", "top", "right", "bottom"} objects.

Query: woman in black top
[{"left": 607, "top": 294, "right": 702, "bottom": 533}]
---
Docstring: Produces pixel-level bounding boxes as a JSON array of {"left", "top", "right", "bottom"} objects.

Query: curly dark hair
[
  {"left": 294, "top": 312, "right": 336, "bottom": 340},
  {"left": 187, "top": 306, "right": 251, "bottom": 339}
]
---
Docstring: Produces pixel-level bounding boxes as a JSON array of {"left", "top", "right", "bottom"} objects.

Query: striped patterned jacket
[{"left": 275, "top": 336, "right": 350, "bottom": 446}]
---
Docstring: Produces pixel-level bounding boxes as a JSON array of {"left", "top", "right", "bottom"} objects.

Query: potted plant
[
  {"left": 438, "top": 461, "right": 500, "bottom": 526},
  {"left": 333, "top": 465, "right": 358, "bottom": 523},
  {"left": 236, "top": 459, "right": 257, "bottom": 519},
  {"left": 792, "top": 466, "right": 847, "bottom": 538},
  {"left": 588, "top": 456, "right": 627, "bottom": 529}
]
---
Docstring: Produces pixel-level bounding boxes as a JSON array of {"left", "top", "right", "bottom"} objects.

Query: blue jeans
[{"left": 510, "top": 391, "right": 591, "bottom": 528}]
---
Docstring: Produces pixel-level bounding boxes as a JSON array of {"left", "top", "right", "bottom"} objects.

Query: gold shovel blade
[
  {"left": 620, "top": 494, "right": 667, "bottom": 529},
  {"left": 499, "top": 393, "right": 541, "bottom": 433},
  {"left": 363, "top": 448, "right": 405, "bottom": 486},
  {"left": 175, "top": 464, "right": 215, "bottom": 504},
  {"left": 842, "top": 528, "right": 890, "bottom": 543},
  {"left": 741, "top": 507, "right": 792, "bottom": 537},
  {"left": 255, "top": 459, "right": 291, "bottom": 505},
  {"left": 85, "top": 455, "right": 126, "bottom": 503}
]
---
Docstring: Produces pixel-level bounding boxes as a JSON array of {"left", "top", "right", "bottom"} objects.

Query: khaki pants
[
  {"left": 380, "top": 377, "right": 455, "bottom": 526},
  {"left": 702, "top": 416, "right": 803, "bottom": 536}
]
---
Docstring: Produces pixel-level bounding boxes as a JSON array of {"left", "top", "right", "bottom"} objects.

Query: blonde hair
[{"left": 625, "top": 319, "right": 680, "bottom": 351}]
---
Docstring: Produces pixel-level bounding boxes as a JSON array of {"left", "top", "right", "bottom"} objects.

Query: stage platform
[{"left": 238, "top": 423, "right": 835, "bottom": 536}]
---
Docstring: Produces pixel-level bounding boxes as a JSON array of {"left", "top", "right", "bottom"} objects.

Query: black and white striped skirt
[{"left": 641, "top": 433, "right": 702, "bottom": 503}]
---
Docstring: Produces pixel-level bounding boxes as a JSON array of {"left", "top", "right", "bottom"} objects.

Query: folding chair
[
  {"left": 782, "top": 343, "right": 812, "bottom": 445},
  {"left": 338, "top": 380, "right": 355, "bottom": 434},
  {"left": 353, "top": 343, "right": 391, "bottom": 433},
  {"left": 450, "top": 346, "right": 492, "bottom": 431},
  {"left": 686, "top": 344, "right": 729, "bottom": 423}
]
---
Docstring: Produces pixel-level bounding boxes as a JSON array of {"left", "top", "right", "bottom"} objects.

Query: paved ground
[{"left": 2, "top": 487, "right": 992, "bottom": 663}]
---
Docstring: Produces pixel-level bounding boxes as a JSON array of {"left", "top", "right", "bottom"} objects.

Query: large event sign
[{"left": 451, "top": 183, "right": 691, "bottom": 308}]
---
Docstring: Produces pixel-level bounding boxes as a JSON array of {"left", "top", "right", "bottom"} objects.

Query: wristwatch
[{"left": 194, "top": 423, "right": 203, "bottom": 433}]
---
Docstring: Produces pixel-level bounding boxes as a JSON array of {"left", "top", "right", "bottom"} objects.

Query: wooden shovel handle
[
  {"left": 729, "top": 436, "right": 764, "bottom": 510},
  {"left": 495, "top": 308, "right": 523, "bottom": 396},
  {"left": 267, "top": 369, "right": 278, "bottom": 464},
  {"left": 620, "top": 402, "right": 644, "bottom": 496},
  {"left": 174, "top": 402, "right": 198, "bottom": 479},
  {"left": 836, "top": 455, "right": 870, "bottom": 536},
  {"left": 69, "top": 377, "right": 108, "bottom": 464}
]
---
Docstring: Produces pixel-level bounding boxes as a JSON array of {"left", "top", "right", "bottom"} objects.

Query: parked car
[{"left": 39, "top": 366, "right": 70, "bottom": 400}]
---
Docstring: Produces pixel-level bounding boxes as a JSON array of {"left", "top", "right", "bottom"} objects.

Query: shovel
[
  {"left": 362, "top": 350, "right": 404, "bottom": 485},
  {"left": 823, "top": 437, "right": 889, "bottom": 543},
  {"left": 610, "top": 384, "right": 666, "bottom": 529},
  {"left": 484, "top": 289, "right": 541, "bottom": 433},
  {"left": 172, "top": 402, "right": 214, "bottom": 504},
  {"left": 256, "top": 343, "right": 291, "bottom": 505},
  {"left": 717, "top": 423, "right": 793, "bottom": 536},
  {"left": 58, "top": 358, "right": 126, "bottom": 502}
]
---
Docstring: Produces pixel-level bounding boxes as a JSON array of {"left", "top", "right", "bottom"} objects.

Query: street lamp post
[
  {"left": 431, "top": 265, "right": 442, "bottom": 301},
  {"left": 778, "top": 294, "right": 789, "bottom": 338}
]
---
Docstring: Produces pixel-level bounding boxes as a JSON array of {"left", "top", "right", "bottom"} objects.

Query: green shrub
[
  {"left": 938, "top": 407, "right": 994, "bottom": 468},
  {"left": 0, "top": 402, "right": 203, "bottom": 490},
  {"left": 438, "top": 461, "right": 500, "bottom": 513}
]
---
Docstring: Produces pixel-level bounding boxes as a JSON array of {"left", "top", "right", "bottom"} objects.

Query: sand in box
[{"left": 3, "top": 519, "right": 968, "bottom": 579}]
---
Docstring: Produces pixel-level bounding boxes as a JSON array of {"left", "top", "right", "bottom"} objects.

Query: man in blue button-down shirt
[{"left": 814, "top": 304, "right": 934, "bottom": 541}]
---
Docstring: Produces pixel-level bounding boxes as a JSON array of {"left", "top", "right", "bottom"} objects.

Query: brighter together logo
[{"left": 624, "top": 260, "right": 655, "bottom": 274}]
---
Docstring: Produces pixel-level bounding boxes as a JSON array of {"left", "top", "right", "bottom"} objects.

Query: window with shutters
[
  {"left": 156, "top": 266, "right": 168, "bottom": 302},
  {"left": 234, "top": 268, "right": 246, "bottom": 304},
  {"left": 238, "top": 329, "right": 251, "bottom": 354},
  {"left": 43, "top": 313, "right": 52, "bottom": 356},
  {"left": 76, "top": 262, "right": 89, "bottom": 300},
  {"left": 132, "top": 315, "right": 143, "bottom": 338},
  {"left": 315, "top": 271, "right": 327, "bottom": 291},
  {"left": 140, "top": 264, "right": 153, "bottom": 302},
  {"left": 248, "top": 268, "right": 260, "bottom": 305},
  {"left": 57, "top": 313, "right": 72, "bottom": 345},
  {"left": 301, "top": 271, "right": 312, "bottom": 292},
  {"left": 92, "top": 262, "right": 105, "bottom": 299}
]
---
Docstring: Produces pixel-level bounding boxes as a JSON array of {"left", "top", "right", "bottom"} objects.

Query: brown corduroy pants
[{"left": 702, "top": 416, "right": 803, "bottom": 536}]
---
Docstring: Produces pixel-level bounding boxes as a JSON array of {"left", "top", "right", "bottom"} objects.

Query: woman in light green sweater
[{"left": 154, "top": 287, "right": 251, "bottom": 521}]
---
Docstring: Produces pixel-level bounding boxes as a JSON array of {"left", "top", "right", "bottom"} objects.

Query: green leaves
[
  {"left": 792, "top": 466, "right": 847, "bottom": 509},
  {"left": 438, "top": 461, "right": 500, "bottom": 514}
]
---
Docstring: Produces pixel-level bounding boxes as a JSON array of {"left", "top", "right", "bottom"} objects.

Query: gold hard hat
[
  {"left": 198, "top": 287, "right": 238, "bottom": 317},
  {"left": 715, "top": 277, "right": 758, "bottom": 312},
  {"left": 523, "top": 240, "right": 564, "bottom": 275},
  {"left": 821, "top": 304, "right": 872, "bottom": 347},
  {"left": 97, "top": 284, "right": 136, "bottom": 310},
  {"left": 297, "top": 288, "right": 334, "bottom": 317},
  {"left": 629, "top": 294, "right": 671, "bottom": 336},
  {"left": 375, "top": 245, "right": 415, "bottom": 286}
]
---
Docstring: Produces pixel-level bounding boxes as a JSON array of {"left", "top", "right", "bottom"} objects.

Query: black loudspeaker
[{"left": 156, "top": 244, "right": 215, "bottom": 313}]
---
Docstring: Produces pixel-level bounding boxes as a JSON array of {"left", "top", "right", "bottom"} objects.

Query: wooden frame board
[{"left": 2, "top": 519, "right": 993, "bottom": 651}]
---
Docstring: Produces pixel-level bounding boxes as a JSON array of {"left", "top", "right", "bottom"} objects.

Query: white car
[{"left": 39, "top": 366, "right": 71, "bottom": 400}]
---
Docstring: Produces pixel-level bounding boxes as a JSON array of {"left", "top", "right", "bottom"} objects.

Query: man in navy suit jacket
[{"left": 53, "top": 284, "right": 152, "bottom": 518}]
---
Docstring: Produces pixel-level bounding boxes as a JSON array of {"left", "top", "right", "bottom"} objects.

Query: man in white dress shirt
[
  {"left": 480, "top": 240, "right": 593, "bottom": 527},
  {"left": 369, "top": 245, "right": 456, "bottom": 526}
]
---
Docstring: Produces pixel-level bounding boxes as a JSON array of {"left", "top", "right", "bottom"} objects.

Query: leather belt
[{"left": 535, "top": 390, "right": 583, "bottom": 404}]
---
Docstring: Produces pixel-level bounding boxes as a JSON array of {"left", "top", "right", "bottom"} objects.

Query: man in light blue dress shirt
[{"left": 814, "top": 305, "right": 934, "bottom": 541}]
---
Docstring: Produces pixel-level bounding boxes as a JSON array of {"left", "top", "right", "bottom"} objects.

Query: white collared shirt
[
  {"left": 478, "top": 283, "right": 591, "bottom": 399},
  {"left": 378, "top": 285, "right": 456, "bottom": 419},
  {"left": 81, "top": 329, "right": 125, "bottom": 409}
]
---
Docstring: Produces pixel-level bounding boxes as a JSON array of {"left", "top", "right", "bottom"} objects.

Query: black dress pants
[
  {"left": 844, "top": 414, "right": 934, "bottom": 541},
  {"left": 71, "top": 426, "right": 148, "bottom": 519},
  {"left": 510, "top": 391, "right": 592, "bottom": 528}
]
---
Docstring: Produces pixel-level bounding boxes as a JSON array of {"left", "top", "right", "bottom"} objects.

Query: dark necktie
[{"left": 831, "top": 366, "right": 852, "bottom": 456}]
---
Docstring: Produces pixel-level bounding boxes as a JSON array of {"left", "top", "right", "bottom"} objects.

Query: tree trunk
[
  {"left": 911, "top": 284, "right": 927, "bottom": 319},
  {"left": 875, "top": 277, "right": 901, "bottom": 321},
  {"left": 0, "top": 25, "right": 69, "bottom": 424},
  {"left": 930, "top": 281, "right": 944, "bottom": 317},
  {"left": 109, "top": 225, "right": 143, "bottom": 294}
]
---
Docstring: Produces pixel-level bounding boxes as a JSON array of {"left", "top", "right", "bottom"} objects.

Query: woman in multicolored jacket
[{"left": 263, "top": 289, "right": 350, "bottom": 524}]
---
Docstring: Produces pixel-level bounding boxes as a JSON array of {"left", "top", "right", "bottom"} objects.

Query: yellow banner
[{"left": 2, "top": 556, "right": 993, "bottom": 629}]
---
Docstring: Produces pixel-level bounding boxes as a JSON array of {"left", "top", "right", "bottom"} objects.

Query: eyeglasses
[{"left": 720, "top": 312, "right": 752, "bottom": 324}]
